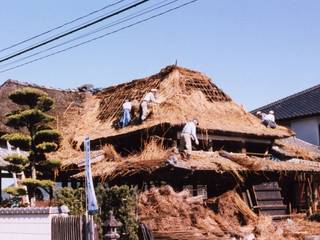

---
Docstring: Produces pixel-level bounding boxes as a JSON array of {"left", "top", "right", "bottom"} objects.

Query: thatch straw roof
[
  {"left": 73, "top": 147, "right": 320, "bottom": 181},
  {"left": 273, "top": 137, "right": 320, "bottom": 161},
  {"left": 1, "top": 66, "right": 293, "bottom": 167},
  {"left": 67, "top": 65, "right": 292, "bottom": 151}
]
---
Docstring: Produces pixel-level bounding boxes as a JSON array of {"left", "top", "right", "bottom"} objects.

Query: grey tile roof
[
  {"left": 0, "top": 206, "right": 69, "bottom": 215},
  {"left": 252, "top": 84, "right": 320, "bottom": 121}
]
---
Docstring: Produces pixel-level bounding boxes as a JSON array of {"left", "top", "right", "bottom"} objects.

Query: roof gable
[
  {"left": 97, "top": 65, "right": 231, "bottom": 121},
  {"left": 66, "top": 65, "right": 292, "bottom": 148}
]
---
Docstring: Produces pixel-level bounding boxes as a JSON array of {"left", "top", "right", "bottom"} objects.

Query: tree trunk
[{"left": 20, "top": 172, "right": 30, "bottom": 206}]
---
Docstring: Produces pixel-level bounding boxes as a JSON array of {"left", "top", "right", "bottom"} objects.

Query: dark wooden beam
[
  {"left": 0, "top": 172, "right": 13, "bottom": 178},
  {"left": 177, "top": 131, "right": 273, "bottom": 144}
]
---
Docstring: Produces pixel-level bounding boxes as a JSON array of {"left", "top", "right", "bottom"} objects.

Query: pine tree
[{"left": 1, "top": 87, "right": 61, "bottom": 206}]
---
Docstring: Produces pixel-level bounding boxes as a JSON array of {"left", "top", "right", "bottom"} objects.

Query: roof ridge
[
  {"left": 252, "top": 83, "right": 320, "bottom": 112},
  {"left": 98, "top": 65, "right": 208, "bottom": 93}
]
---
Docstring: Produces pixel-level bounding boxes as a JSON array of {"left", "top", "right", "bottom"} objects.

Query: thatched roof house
[
  {"left": 0, "top": 67, "right": 310, "bottom": 175},
  {"left": 68, "top": 65, "right": 292, "bottom": 148},
  {"left": 2, "top": 65, "right": 320, "bottom": 216}
]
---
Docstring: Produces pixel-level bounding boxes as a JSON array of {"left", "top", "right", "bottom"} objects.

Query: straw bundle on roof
[
  {"left": 274, "top": 137, "right": 320, "bottom": 161},
  {"left": 103, "top": 144, "right": 121, "bottom": 162},
  {"left": 79, "top": 148, "right": 320, "bottom": 181},
  {"left": 73, "top": 139, "right": 170, "bottom": 180}
]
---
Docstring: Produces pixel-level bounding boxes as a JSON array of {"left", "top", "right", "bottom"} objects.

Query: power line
[
  {"left": 0, "top": 0, "right": 142, "bottom": 61},
  {"left": 0, "top": 0, "right": 177, "bottom": 68},
  {"left": 0, "top": 0, "right": 199, "bottom": 74},
  {"left": 0, "top": 0, "right": 127, "bottom": 54},
  {"left": 0, "top": 0, "right": 151, "bottom": 64}
]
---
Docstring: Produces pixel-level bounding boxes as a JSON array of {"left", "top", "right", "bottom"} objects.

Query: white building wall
[
  {"left": 0, "top": 207, "right": 69, "bottom": 240},
  {"left": 290, "top": 116, "right": 320, "bottom": 145},
  {"left": 0, "top": 214, "right": 51, "bottom": 240}
]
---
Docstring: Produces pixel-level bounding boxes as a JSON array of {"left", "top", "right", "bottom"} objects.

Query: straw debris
[
  {"left": 138, "top": 185, "right": 258, "bottom": 239},
  {"left": 138, "top": 186, "right": 320, "bottom": 239},
  {"left": 103, "top": 144, "right": 121, "bottom": 162}
]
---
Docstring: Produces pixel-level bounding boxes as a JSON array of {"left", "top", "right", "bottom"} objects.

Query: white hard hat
[
  {"left": 256, "top": 111, "right": 262, "bottom": 115},
  {"left": 151, "top": 88, "right": 157, "bottom": 92},
  {"left": 269, "top": 110, "right": 274, "bottom": 114}
]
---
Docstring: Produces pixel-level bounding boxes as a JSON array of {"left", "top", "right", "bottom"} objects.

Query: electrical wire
[
  {"left": 0, "top": 0, "right": 199, "bottom": 74},
  {"left": 0, "top": 0, "right": 178, "bottom": 68},
  {"left": 0, "top": 0, "right": 151, "bottom": 63},
  {"left": 0, "top": 0, "right": 141, "bottom": 60},
  {"left": 0, "top": 0, "right": 127, "bottom": 54}
]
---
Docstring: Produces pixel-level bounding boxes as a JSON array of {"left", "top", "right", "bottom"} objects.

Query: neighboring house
[{"left": 253, "top": 84, "right": 320, "bottom": 145}]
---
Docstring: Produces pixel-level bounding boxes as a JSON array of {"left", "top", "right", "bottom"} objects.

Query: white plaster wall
[
  {"left": 0, "top": 214, "right": 51, "bottom": 240},
  {"left": 290, "top": 117, "right": 320, "bottom": 145}
]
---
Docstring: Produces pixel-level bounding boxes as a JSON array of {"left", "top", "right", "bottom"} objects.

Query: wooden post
[{"left": 86, "top": 214, "right": 95, "bottom": 240}]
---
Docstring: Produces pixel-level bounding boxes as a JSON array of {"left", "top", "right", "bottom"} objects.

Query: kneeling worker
[
  {"left": 264, "top": 110, "right": 276, "bottom": 128},
  {"left": 257, "top": 110, "right": 276, "bottom": 128},
  {"left": 180, "top": 119, "right": 199, "bottom": 159}
]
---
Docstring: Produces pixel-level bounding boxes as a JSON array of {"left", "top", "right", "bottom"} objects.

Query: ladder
[{"left": 251, "top": 182, "right": 288, "bottom": 218}]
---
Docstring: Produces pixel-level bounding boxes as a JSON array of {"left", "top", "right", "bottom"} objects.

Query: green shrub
[
  {"left": 54, "top": 185, "right": 138, "bottom": 240},
  {"left": 53, "top": 187, "right": 86, "bottom": 215},
  {"left": 4, "top": 154, "right": 29, "bottom": 165},
  {"left": 97, "top": 185, "right": 138, "bottom": 240}
]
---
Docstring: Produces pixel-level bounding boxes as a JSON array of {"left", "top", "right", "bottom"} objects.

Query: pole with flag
[{"left": 84, "top": 137, "right": 98, "bottom": 240}]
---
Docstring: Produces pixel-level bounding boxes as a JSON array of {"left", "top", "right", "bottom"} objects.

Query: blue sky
[{"left": 0, "top": 0, "right": 319, "bottom": 110}]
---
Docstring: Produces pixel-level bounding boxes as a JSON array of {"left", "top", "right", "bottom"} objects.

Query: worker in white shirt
[
  {"left": 264, "top": 110, "right": 276, "bottom": 128},
  {"left": 179, "top": 119, "right": 199, "bottom": 159},
  {"left": 140, "top": 88, "right": 159, "bottom": 121},
  {"left": 257, "top": 110, "right": 276, "bottom": 128},
  {"left": 119, "top": 99, "right": 132, "bottom": 127}
]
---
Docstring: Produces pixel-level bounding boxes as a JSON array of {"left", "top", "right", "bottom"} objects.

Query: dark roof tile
[{"left": 252, "top": 84, "right": 320, "bottom": 120}]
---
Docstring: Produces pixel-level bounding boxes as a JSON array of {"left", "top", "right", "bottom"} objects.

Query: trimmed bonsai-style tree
[{"left": 1, "top": 87, "right": 61, "bottom": 206}]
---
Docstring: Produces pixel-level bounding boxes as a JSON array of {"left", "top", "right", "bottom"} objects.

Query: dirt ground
[{"left": 138, "top": 186, "right": 320, "bottom": 240}]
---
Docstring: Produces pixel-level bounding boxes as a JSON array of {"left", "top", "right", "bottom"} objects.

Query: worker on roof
[
  {"left": 179, "top": 119, "right": 199, "bottom": 159},
  {"left": 140, "top": 88, "right": 159, "bottom": 121},
  {"left": 257, "top": 110, "right": 276, "bottom": 128},
  {"left": 119, "top": 99, "right": 132, "bottom": 128}
]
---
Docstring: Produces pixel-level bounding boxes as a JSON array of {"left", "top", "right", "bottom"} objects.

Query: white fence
[{"left": 0, "top": 206, "right": 69, "bottom": 240}]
